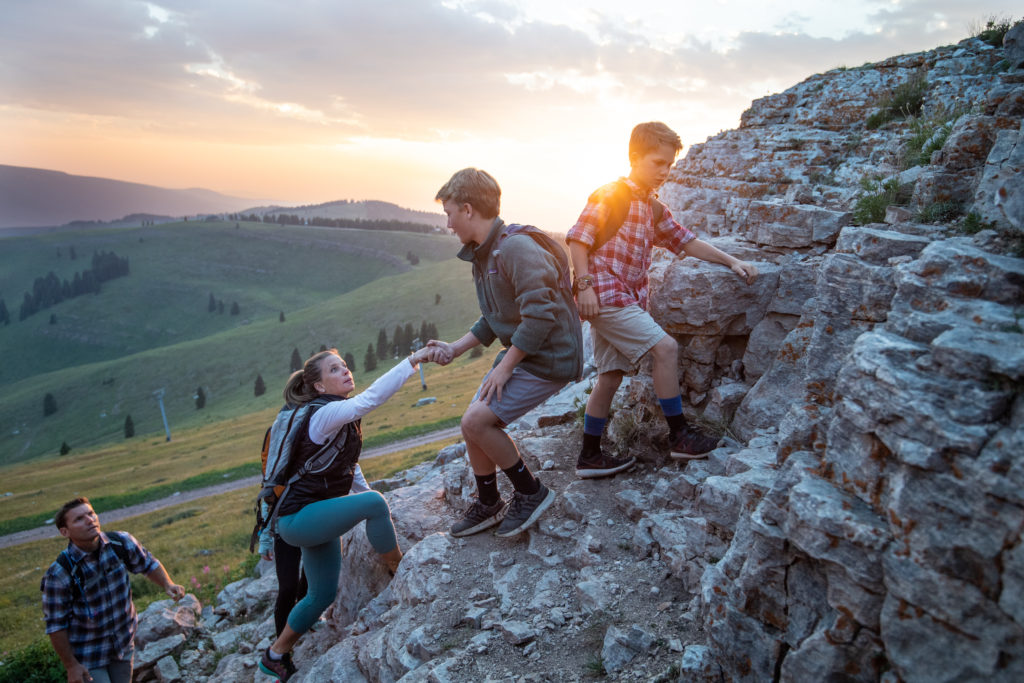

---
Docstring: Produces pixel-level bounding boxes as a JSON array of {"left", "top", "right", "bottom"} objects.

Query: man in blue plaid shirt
[{"left": 41, "top": 497, "right": 185, "bottom": 683}]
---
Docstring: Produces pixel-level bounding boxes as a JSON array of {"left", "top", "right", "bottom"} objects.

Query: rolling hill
[
  {"left": 0, "top": 164, "right": 448, "bottom": 231},
  {"left": 0, "top": 165, "right": 262, "bottom": 229},
  {"left": 0, "top": 219, "right": 479, "bottom": 464}
]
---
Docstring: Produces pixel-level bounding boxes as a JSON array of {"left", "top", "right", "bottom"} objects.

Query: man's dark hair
[{"left": 55, "top": 497, "right": 91, "bottom": 530}]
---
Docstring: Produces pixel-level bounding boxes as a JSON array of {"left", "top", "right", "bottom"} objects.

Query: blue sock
[
  {"left": 659, "top": 396, "right": 683, "bottom": 417},
  {"left": 660, "top": 396, "right": 686, "bottom": 434},
  {"left": 583, "top": 415, "right": 607, "bottom": 436}
]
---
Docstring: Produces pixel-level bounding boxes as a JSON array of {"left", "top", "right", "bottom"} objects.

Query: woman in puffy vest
[{"left": 259, "top": 346, "right": 438, "bottom": 682}]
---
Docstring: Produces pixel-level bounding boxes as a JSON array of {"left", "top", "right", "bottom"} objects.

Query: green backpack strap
[{"left": 589, "top": 180, "right": 665, "bottom": 253}]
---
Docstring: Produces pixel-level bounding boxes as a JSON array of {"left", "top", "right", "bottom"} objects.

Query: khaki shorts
[{"left": 589, "top": 304, "right": 667, "bottom": 374}]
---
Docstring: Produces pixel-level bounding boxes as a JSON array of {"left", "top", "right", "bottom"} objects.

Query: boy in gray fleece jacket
[{"left": 429, "top": 167, "right": 582, "bottom": 539}]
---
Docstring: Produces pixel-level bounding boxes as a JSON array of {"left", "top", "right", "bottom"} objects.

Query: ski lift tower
[
  {"left": 411, "top": 338, "right": 428, "bottom": 390},
  {"left": 153, "top": 388, "right": 172, "bottom": 442}
]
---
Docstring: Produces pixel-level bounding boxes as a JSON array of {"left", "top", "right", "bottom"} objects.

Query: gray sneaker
[
  {"left": 494, "top": 484, "right": 555, "bottom": 538},
  {"left": 450, "top": 498, "right": 507, "bottom": 537}
]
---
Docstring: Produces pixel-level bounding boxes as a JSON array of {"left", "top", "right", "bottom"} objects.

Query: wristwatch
[{"left": 573, "top": 274, "right": 594, "bottom": 293}]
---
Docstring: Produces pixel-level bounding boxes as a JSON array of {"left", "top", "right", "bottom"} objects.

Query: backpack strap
[
  {"left": 55, "top": 532, "right": 131, "bottom": 603},
  {"left": 249, "top": 403, "right": 352, "bottom": 553},
  {"left": 497, "top": 224, "right": 573, "bottom": 292},
  {"left": 589, "top": 180, "right": 666, "bottom": 253}
]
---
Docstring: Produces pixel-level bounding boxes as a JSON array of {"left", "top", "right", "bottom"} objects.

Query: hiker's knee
[{"left": 650, "top": 335, "right": 678, "bottom": 366}]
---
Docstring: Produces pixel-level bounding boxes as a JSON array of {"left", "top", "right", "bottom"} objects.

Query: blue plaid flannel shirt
[{"left": 41, "top": 531, "right": 159, "bottom": 669}]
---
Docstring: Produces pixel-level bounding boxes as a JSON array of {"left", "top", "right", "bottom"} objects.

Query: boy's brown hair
[
  {"left": 629, "top": 121, "right": 682, "bottom": 160},
  {"left": 55, "top": 497, "right": 91, "bottom": 530},
  {"left": 435, "top": 168, "right": 501, "bottom": 219}
]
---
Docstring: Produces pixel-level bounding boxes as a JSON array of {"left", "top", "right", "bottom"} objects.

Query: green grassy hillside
[
  {"left": 0, "top": 220, "right": 458, "bottom": 385},
  {"left": 0, "top": 221, "right": 483, "bottom": 464}
]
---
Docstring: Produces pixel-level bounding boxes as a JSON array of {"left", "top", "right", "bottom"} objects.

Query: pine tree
[
  {"left": 124, "top": 415, "right": 135, "bottom": 439},
  {"left": 208, "top": 292, "right": 216, "bottom": 312},
  {"left": 0, "top": 298, "right": 9, "bottom": 325},
  {"left": 364, "top": 344, "right": 377, "bottom": 372},
  {"left": 377, "top": 328, "right": 388, "bottom": 360},
  {"left": 230, "top": 302, "right": 240, "bottom": 315},
  {"left": 43, "top": 392, "right": 57, "bottom": 417},
  {"left": 392, "top": 325, "right": 404, "bottom": 356},
  {"left": 254, "top": 374, "right": 266, "bottom": 396},
  {"left": 344, "top": 352, "right": 356, "bottom": 371},
  {"left": 195, "top": 386, "right": 206, "bottom": 410},
  {"left": 435, "top": 293, "right": 441, "bottom": 305},
  {"left": 218, "top": 300, "right": 224, "bottom": 314},
  {"left": 290, "top": 347, "right": 302, "bottom": 372},
  {"left": 60, "top": 441, "right": 71, "bottom": 456},
  {"left": 402, "top": 323, "right": 415, "bottom": 354},
  {"left": 279, "top": 311, "right": 285, "bottom": 323}
]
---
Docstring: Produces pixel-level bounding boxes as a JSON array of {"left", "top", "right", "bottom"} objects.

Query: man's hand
[
  {"left": 731, "top": 260, "right": 758, "bottom": 285},
  {"left": 575, "top": 287, "right": 600, "bottom": 319},
  {"left": 165, "top": 583, "right": 186, "bottom": 601},
  {"left": 426, "top": 340, "right": 455, "bottom": 366}
]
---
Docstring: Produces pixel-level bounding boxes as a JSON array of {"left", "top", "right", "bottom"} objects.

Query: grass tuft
[
  {"left": 853, "top": 177, "right": 903, "bottom": 226},
  {"left": 866, "top": 72, "right": 928, "bottom": 130}
]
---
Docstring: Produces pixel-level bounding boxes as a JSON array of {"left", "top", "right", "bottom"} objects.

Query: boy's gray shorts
[{"left": 472, "top": 366, "right": 568, "bottom": 426}]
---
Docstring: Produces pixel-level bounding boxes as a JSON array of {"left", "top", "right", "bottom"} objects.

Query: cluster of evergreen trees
[
  {"left": 207, "top": 293, "right": 240, "bottom": 315},
  {"left": 229, "top": 212, "right": 440, "bottom": 234},
  {"left": 364, "top": 321, "right": 440, "bottom": 371},
  {"left": 18, "top": 251, "right": 130, "bottom": 321}
]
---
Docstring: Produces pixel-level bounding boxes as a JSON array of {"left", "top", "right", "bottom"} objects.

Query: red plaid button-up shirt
[{"left": 566, "top": 178, "right": 695, "bottom": 310}]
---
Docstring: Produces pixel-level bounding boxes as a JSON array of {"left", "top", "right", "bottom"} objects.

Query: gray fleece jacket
[{"left": 457, "top": 218, "right": 583, "bottom": 382}]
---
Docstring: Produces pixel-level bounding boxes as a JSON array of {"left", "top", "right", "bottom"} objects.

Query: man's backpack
[
  {"left": 54, "top": 531, "right": 131, "bottom": 605},
  {"left": 248, "top": 398, "right": 352, "bottom": 552},
  {"left": 588, "top": 180, "right": 666, "bottom": 253},
  {"left": 497, "top": 223, "right": 573, "bottom": 292}
]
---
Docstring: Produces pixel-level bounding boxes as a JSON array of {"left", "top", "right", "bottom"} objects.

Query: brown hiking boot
[
  {"left": 576, "top": 450, "right": 636, "bottom": 479},
  {"left": 669, "top": 426, "right": 720, "bottom": 460}
]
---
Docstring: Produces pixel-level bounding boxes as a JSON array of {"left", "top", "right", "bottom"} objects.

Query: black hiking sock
[
  {"left": 475, "top": 473, "right": 500, "bottom": 506},
  {"left": 502, "top": 458, "right": 540, "bottom": 496},
  {"left": 580, "top": 432, "right": 602, "bottom": 457},
  {"left": 665, "top": 412, "right": 687, "bottom": 437}
]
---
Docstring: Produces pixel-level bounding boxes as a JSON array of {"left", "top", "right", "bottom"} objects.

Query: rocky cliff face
[{"left": 130, "top": 31, "right": 1023, "bottom": 683}]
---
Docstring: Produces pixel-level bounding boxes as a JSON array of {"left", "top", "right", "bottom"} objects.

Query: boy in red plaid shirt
[{"left": 566, "top": 122, "right": 758, "bottom": 477}]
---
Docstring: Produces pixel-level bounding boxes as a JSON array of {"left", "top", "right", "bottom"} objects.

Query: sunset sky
[{"left": 1, "top": 1, "right": 1018, "bottom": 229}]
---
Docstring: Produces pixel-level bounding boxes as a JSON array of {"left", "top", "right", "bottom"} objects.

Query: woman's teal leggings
[{"left": 277, "top": 490, "right": 398, "bottom": 634}]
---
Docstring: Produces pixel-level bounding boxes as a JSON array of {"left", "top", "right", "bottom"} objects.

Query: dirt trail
[{"left": 0, "top": 426, "right": 462, "bottom": 550}]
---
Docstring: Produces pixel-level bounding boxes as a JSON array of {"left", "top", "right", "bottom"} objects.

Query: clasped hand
[{"left": 410, "top": 345, "right": 447, "bottom": 365}]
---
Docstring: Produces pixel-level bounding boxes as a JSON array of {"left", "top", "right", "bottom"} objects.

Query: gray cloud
[{"left": 1, "top": 0, "right": 1019, "bottom": 145}]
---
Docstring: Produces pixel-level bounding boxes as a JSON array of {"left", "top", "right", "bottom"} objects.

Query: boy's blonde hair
[
  {"left": 435, "top": 168, "right": 501, "bottom": 219},
  {"left": 629, "top": 122, "right": 682, "bottom": 160}
]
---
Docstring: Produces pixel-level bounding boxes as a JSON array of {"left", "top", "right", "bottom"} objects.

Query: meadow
[
  {"left": 0, "top": 218, "right": 498, "bottom": 663},
  {"left": 0, "top": 220, "right": 481, "bottom": 463},
  {"left": 0, "top": 429, "right": 462, "bottom": 658}
]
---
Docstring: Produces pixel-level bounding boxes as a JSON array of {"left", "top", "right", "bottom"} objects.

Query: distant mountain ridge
[
  {"left": 0, "top": 164, "right": 446, "bottom": 230},
  {"left": 244, "top": 199, "right": 447, "bottom": 228},
  {"left": 0, "top": 165, "right": 260, "bottom": 229}
]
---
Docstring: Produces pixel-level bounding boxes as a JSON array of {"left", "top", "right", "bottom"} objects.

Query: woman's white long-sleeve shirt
[{"left": 307, "top": 358, "right": 418, "bottom": 445}]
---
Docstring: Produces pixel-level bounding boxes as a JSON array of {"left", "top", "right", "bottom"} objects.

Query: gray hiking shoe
[
  {"left": 576, "top": 450, "right": 636, "bottom": 479},
  {"left": 450, "top": 498, "right": 507, "bottom": 537},
  {"left": 494, "top": 484, "right": 555, "bottom": 538}
]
